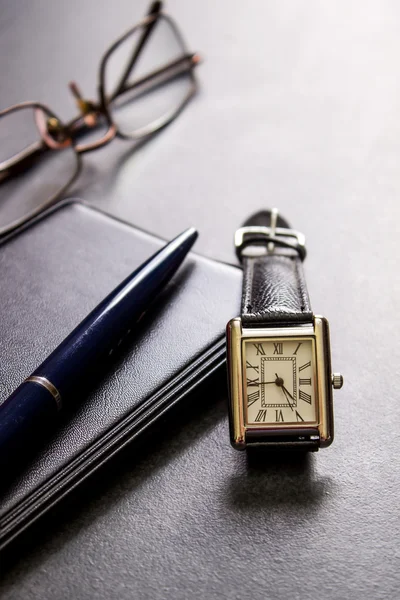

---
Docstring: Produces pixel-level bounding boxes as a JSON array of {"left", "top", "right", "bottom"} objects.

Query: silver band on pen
[{"left": 25, "top": 376, "right": 63, "bottom": 411}]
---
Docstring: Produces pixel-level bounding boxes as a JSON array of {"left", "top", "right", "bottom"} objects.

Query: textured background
[{"left": 1, "top": 1, "right": 399, "bottom": 598}]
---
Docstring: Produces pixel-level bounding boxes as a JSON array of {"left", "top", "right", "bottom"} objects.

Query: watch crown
[{"left": 331, "top": 373, "right": 344, "bottom": 390}]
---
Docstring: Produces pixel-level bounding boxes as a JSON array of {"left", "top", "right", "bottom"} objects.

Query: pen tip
[
  {"left": 184, "top": 226, "right": 199, "bottom": 246},
  {"left": 185, "top": 226, "right": 198, "bottom": 241},
  {"left": 170, "top": 227, "right": 198, "bottom": 257}
]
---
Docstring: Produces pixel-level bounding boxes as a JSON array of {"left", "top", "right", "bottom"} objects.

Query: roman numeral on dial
[
  {"left": 295, "top": 411, "right": 304, "bottom": 422},
  {"left": 299, "top": 378, "right": 311, "bottom": 386},
  {"left": 299, "top": 390, "right": 312, "bottom": 404},
  {"left": 293, "top": 343, "right": 302, "bottom": 355},
  {"left": 253, "top": 343, "right": 265, "bottom": 356},
  {"left": 275, "top": 410, "right": 284, "bottom": 422},
  {"left": 246, "top": 361, "right": 259, "bottom": 373},
  {"left": 248, "top": 391, "right": 260, "bottom": 406},
  {"left": 255, "top": 409, "right": 267, "bottom": 422},
  {"left": 299, "top": 361, "right": 311, "bottom": 372},
  {"left": 273, "top": 342, "right": 283, "bottom": 355},
  {"left": 247, "top": 377, "right": 259, "bottom": 386}
]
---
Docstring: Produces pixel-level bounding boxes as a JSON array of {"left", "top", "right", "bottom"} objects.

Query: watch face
[{"left": 243, "top": 338, "right": 317, "bottom": 425}]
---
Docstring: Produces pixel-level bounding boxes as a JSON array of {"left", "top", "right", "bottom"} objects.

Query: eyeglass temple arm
[
  {"left": 112, "top": 52, "right": 198, "bottom": 99},
  {"left": 111, "top": 1, "right": 162, "bottom": 101}
]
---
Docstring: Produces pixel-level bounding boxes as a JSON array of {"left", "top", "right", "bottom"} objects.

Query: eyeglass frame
[{"left": 0, "top": 0, "right": 199, "bottom": 238}]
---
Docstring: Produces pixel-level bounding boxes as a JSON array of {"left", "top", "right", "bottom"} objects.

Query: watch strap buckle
[{"left": 235, "top": 210, "right": 307, "bottom": 262}]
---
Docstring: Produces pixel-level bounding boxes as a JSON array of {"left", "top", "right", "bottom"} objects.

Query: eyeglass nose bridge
[{"left": 68, "top": 81, "right": 117, "bottom": 153}]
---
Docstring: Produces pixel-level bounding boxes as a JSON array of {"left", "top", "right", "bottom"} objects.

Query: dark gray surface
[{"left": 0, "top": 1, "right": 399, "bottom": 598}]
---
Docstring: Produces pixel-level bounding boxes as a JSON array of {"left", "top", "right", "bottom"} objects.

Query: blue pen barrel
[
  {"left": 0, "top": 381, "right": 58, "bottom": 458},
  {"left": 33, "top": 229, "right": 195, "bottom": 399},
  {"left": 0, "top": 227, "right": 197, "bottom": 463}
]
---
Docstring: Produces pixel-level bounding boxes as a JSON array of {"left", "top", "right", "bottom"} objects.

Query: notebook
[{"left": 0, "top": 200, "right": 241, "bottom": 548}]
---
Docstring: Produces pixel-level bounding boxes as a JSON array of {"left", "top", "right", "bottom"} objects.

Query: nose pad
[
  {"left": 69, "top": 81, "right": 98, "bottom": 127},
  {"left": 34, "top": 109, "right": 71, "bottom": 149},
  {"left": 46, "top": 117, "right": 69, "bottom": 143},
  {"left": 68, "top": 81, "right": 117, "bottom": 152}
]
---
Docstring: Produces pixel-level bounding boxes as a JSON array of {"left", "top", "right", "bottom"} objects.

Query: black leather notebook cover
[{"left": 0, "top": 200, "right": 241, "bottom": 548}]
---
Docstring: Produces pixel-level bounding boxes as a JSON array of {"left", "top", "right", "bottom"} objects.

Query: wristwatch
[{"left": 226, "top": 209, "right": 343, "bottom": 451}]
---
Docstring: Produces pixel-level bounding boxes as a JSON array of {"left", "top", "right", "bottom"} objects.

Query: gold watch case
[{"left": 226, "top": 315, "right": 335, "bottom": 450}]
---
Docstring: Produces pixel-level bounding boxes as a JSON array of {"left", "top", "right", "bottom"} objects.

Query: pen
[{"left": 0, "top": 227, "right": 198, "bottom": 460}]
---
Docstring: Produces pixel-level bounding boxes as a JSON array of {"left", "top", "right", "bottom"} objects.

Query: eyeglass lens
[
  {"left": 0, "top": 107, "right": 79, "bottom": 231},
  {"left": 104, "top": 15, "right": 194, "bottom": 137}
]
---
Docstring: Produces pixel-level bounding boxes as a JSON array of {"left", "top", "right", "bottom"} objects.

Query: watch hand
[
  {"left": 274, "top": 373, "right": 294, "bottom": 411},
  {"left": 282, "top": 384, "right": 295, "bottom": 403},
  {"left": 281, "top": 386, "right": 294, "bottom": 411}
]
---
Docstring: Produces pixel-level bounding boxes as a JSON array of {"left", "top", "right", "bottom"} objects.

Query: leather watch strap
[{"left": 236, "top": 210, "right": 313, "bottom": 326}]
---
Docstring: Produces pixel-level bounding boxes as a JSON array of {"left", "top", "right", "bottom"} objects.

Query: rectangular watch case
[{"left": 226, "top": 315, "right": 334, "bottom": 450}]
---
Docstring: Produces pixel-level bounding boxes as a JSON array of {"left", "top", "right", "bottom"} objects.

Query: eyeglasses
[{"left": 0, "top": 1, "right": 199, "bottom": 238}]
